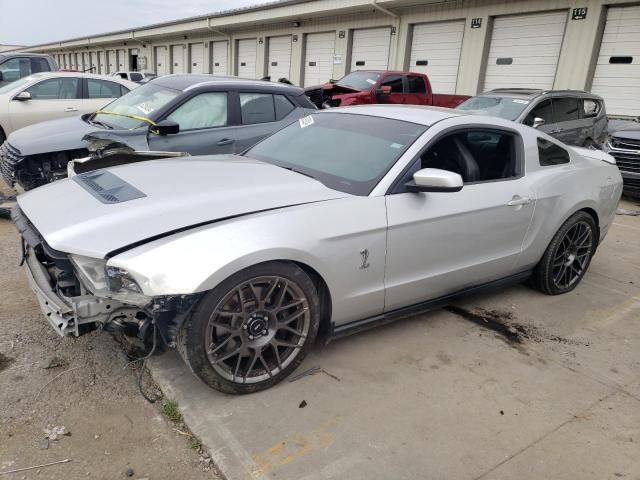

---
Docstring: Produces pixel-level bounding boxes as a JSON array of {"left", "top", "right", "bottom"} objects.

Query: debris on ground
[
  {"left": 44, "top": 426, "right": 70, "bottom": 441},
  {"left": 616, "top": 207, "right": 640, "bottom": 216},
  {"left": 299, "top": 400, "right": 308, "bottom": 408},
  {"left": 42, "top": 355, "right": 68, "bottom": 369},
  {"left": 0, "top": 353, "right": 14, "bottom": 373},
  {"left": 0, "top": 458, "right": 72, "bottom": 476},
  {"left": 126, "top": 467, "right": 135, "bottom": 477}
]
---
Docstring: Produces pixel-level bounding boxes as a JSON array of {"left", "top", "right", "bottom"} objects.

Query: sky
[{"left": 0, "top": 0, "right": 275, "bottom": 46}]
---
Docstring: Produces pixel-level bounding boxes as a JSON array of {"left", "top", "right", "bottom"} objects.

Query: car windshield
[
  {"left": 456, "top": 95, "right": 531, "bottom": 121},
  {"left": 91, "top": 82, "right": 180, "bottom": 129},
  {"left": 336, "top": 71, "right": 381, "bottom": 91},
  {"left": 0, "top": 75, "right": 34, "bottom": 94},
  {"left": 245, "top": 112, "right": 427, "bottom": 196}
]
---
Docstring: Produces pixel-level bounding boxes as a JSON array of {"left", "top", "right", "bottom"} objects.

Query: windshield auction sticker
[
  {"left": 137, "top": 103, "right": 155, "bottom": 115},
  {"left": 299, "top": 115, "right": 315, "bottom": 128},
  {"left": 512, "top": 99, "right": 530, "bottom": 104}
]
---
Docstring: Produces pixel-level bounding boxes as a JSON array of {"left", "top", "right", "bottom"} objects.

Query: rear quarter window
[{"left": 538, "top": 138, "right": 570, "bottom": 166}]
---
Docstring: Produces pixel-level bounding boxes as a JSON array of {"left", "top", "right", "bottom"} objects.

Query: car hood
[
  {"left": 8, "top": 115, "right": 119, "bottom": 156},
  {"left": 611, "top": 126, "right": 640, "bottom": 141},
  {"left": 16, "top": 155, "right": 349, "bottom": 258}
]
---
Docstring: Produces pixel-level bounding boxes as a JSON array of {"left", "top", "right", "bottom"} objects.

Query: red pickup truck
[{"left": 305, "top": 70, "right": 469, "bottom": 109}]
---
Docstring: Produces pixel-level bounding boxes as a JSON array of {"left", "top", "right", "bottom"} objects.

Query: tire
[
  {"left": 0, "top": 129, "right": 5, "bottom": 146},
  {"left": 530, "top": 211, "right": 597, "bottom": 295},
  {"left": 177, "top": 261, "right": 320, "bottom": 394}
]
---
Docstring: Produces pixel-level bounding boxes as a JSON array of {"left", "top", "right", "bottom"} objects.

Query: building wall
[{"left": 20, "top": 0, "right": 640, "bottom": 114}]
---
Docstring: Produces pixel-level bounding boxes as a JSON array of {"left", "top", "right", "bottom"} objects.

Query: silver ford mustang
[{"left": 12, "top": 105, "right": 622, "bottom": 393}]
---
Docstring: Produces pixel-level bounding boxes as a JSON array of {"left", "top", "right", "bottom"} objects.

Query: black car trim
[{"left": 330, "top": 270, "right": 532, "bottom": 338}]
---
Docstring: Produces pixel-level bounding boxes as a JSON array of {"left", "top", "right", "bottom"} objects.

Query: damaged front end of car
[
  {"left": 12, "top": 206, "right": 201, "bottom": 349},
  {"left": 69, "top": 132, "right": 190, "bottom": 177}
]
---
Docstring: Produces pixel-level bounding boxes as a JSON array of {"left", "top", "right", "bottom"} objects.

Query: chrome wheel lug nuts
[{"left": 248, "top": 335, "right": 254, "bottom": 340}]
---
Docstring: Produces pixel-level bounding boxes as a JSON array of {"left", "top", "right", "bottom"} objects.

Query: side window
[
  {"left": 120, "top": 85, "right": 130, "bottom": 96},
  {"left": 582, "top": 99, "right": 600, "bottom": 118},
  {"left": 380, "top": 75, "right": 404, "bottom": 93},
  {"left": 552, "top": 97, "right": 580, "bottom": 123},
  {"left": 524, "top": 99, "right": 552, "bottom": 126},
  {"left": 130, "top": 72, "right": 143, "bottom": 82},
  {"left": 240, "top": 93, "right": 275, "bottom": 124},
  {"left": 420, "top": 130, "right": 518, "bottom": 183},
  {"left": 274, "top": 95, "right": 295, "bottom": 120},
  {"left": 118, "top": 73, "right": 128, "bottom": 79},
  {"left": 26, "top": 78, "right": 79, "bottom": 99},
  {"left": 31, "top": 58, "right": 50, "bottom": 73},
  {"left": 0, "top": 58, "right": 31, "bottom": 82},
  {"left": 87, "top": 79, "right": 124, "bottom": 99},
  {"left": 166, "top": 92, "right": 227, "bottom": 130},
  {"left": 408, "top": 76, "right": 426, "bottom": 94},
  {"left": 538, "top": 138, "right": 570, "bottom": 166}
]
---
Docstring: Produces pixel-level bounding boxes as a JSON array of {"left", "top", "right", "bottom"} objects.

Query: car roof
[
  {"left": 0, "top": 52, "right": 51, "bottom": 59},
  {"left": 152, "top": 74, "right": 304, "bottom": 94},
  {"left": 481, "top": 88, "right": 603, "bottom": 100},
  {"left": 326, "top": 104, "right": 462, "bottom": 126},
  {"left": 1, "top": 71, "right": 138, "bottom": 90}
]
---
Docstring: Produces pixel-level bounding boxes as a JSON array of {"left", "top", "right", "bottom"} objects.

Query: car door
[
  {"left": 384, "top": 126, "right": 535, "bottom": 311},
  {"left": 523, "top": 98, "right": 554, "bottom": 136},
  {"left": 83, "top": 78, "right": 130, "bottom": 113},
  {"left": 549, "top": 95, "right": 585, "bottom": 146},
  {"left": 8, "top": 77, "right": 83, "bottom": 132},
  {"left": 376, "top": 74, "right": 407, "bottom": 104},
  {"left": 147, "top": 91, "right": 235, "bottom": 155},
  {"left": 230, "top": 92, "right": 306, "bottom": 152}
]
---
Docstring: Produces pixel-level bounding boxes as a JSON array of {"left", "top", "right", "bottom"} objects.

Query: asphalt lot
[{"left": 148, "top": 198, "right": 640, "bottom": 480}]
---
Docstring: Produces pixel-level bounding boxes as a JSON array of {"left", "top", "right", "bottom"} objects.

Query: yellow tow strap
[{"left": 94, "top": 110, "right": 158, "bottom": 129}]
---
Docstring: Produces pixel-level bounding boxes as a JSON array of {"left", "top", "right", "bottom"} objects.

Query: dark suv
[
  {"left": 457, "top": 89, "right": 608, "bottom": 148},
  {"left": 0, "top": 53, "right": 58, "bottom": 86},
  {"left": 605, "top": 121, "right": 640, "bottom": 198}
]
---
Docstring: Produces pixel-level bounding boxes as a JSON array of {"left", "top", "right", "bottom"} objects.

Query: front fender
[{"left": 108, "top": 196, "right": 388, "bottom": 325}]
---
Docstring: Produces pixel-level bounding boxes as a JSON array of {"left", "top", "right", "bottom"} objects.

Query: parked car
[
  {"left": 0, "top": 53, "right": 57, "bottom": 87},
  {"left": 111, "top": 71, "right": 157, "bottom": 83},
  {"left": 305, "top": 70, "right": 469, "bottom": 109},
  {"left": 456, "top": 89, "right": 608, "bottom": 148},
  {"left": 604, "top": 122, "right": 640, "bottom": 198},
  {"left": 0, "top": 75, "right": 315, "bottom": 190},
  {"left": 12, "top": 106, "right": 622, "bottom": 393},
  {"left": 0, "top": 72, "right": 137, "bottom": 144}
]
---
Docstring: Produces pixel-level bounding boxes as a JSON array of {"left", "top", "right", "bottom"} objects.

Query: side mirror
[
  {"left": 14, "top": 91, "right": 32, "bottom": 101},
  {"left": 151, "top": 120, "right": 179, "bottom": 136},
  {"left": 532, "top": 117, "right": 545, "bottom": 129},
  {"left": 376, "top": 85, "right": 392, "bottom": 96},
  {"left": 405, "top": 168, "right": 463, "bottom": 193}
]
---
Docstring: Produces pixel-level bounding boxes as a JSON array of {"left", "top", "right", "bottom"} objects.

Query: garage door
[
  {"left": 172, "top": 45, "right": 184, "bottom": 73},
  {"left": 304, "top": 32, "right": 336, "bottom": 87},
  {"left": 409, "top": 20, "right": 465, "bottom": 94},
  {"left": 106, "top": 50, "right": 115, "bottom": 73},
  {"left": 237, "top": 38, "right": 257, "bottom": 78},
  {"left": 97, "top": 52, "right": 103, "bottom": 74},
  {"left": 190, "top": 43, "right": 204, "bottom": 74},
  {"left": 117, "top": 49, "right": 127, "bottom": 71},
  {"left": 267, "top": 36, "right": 292, "bottom": 80},
  {"left": 81, "top": 52, "right": 88, "bottom": 71},
  {"left": 591, "top": 5, "right": 640, "bottom": 117},
  {"left": 210, "top": 41, "right": 228, "bottom": 75},
  {"left": 483, "top": 11, "right": 568, "bottom": 91},
  {"left": 350, "top": 27, "right": 391, "bottom": 71},
  {"left": 155, "top": 47, "right": 168, "bottom": 75}
]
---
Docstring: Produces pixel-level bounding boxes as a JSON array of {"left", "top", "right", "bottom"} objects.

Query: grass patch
[
  {"left": 161, "top": 399, "right": 182, "bottom": 423},
  {"left": 189, "top": 437, "right": 202, "bottom": 450}
]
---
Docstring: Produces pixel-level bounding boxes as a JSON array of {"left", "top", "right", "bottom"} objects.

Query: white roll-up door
[
  {"left": 237, "top": 38, "right": 257, "bottom": 78},
  {"left": 210, "top": 41, "right": 228, "bottom": 75},
  {"left": 171, "top": 45, "right": 184, "bottom": 73},
  {"left": 483, "top": 11, "right": 568, "bottom": 91},
  {"left": 303, "top": 32, "right": 335, "bottom": 86},
  {"left": 409, "top": 20, "right": 465, "bottom": 94},
  {"left": 97, "top": 52, "right": 103, "bottom": 74},
  {"left": 350, "top": 27, "right": 391, "bottom": 71},
  {"left": 591, "top": 5, "right": 640, "bottom": 116},
  {"left": 117, "top": 49, "right": 126, "bottom": 71},
  {"left": 267, "top": 36, "right": 292, "bottom": 80},
  {"left": 80, "top": 52, "right": 87, "bottom": 71},
  {"left": 189, "top": 43, "right": 204, "bottom": 74},
  {"left": 155, "top": 47, "right": 168, "bottom": 75}
]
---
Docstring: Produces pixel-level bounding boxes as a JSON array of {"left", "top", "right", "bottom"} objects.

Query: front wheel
[
  {"left": 530, "top": 211, "right": 597, "bottom": 295},
  {"left": 177, "top": 262, "right": 320, "bottom": 394}
]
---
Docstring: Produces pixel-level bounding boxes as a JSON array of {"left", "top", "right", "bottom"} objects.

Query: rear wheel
[
  {"left": 0, "top": 127, "right": 5, "bottom": 146},
  {"left": 177, "top": 262, "right": 320, "bottom": 394},
  {"left": 531, "top": 211, "right": 597, "bottom": 295}
]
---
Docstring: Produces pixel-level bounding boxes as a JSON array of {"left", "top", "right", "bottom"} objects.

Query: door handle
[
  {"left": 64, "top": 107, "right": 78, "bottom": 112},
  {"left": 507, "top": 195, "right": 532, "bottom": 207},
  {"left": 216, "top": 138, "right": 234, "bottom": 146},
  {"left": 550, "top": 128, "right": 563, "bottom": 134}
]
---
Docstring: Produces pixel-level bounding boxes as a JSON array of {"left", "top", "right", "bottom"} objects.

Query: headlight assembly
[
  {"left": 69, "top": 255, "right": 108, "bottom": 294},
  {"left": 106, "top": 266, "right": 143, "bottom": 294}
]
